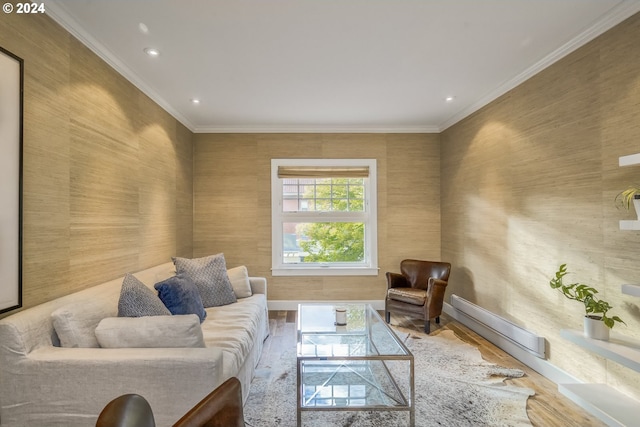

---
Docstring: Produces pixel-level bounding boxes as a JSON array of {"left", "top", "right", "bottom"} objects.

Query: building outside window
[{"left": 271, "top": 159, "right": 378, "bottom": 276}]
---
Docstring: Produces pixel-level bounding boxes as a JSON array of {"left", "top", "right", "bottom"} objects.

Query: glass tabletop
[{"left": 297, "top": 303, "right": 411, "bottom": 358}]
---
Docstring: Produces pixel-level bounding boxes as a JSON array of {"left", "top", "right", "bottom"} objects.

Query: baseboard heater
[{"left": 449, "top": 294, "right": 546, "bottom": 359}]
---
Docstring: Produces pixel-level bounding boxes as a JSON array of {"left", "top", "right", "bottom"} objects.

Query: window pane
[
  {"left": 282, "top": 178, "right": 365, "bottom": 213},
  {"left": 283, "top": 222, "right": 365, "bottom": 263}
]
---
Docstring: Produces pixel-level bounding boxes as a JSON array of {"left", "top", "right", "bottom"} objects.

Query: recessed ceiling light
[
  {"left": 138, "top": 22, "right": 149, "bottom": 34},
  {"left": 191, "top": 98, "right": 201, "bottom": 105},
  {"left": 143, "top": 47, "right": 160, "bottom": 57},
  {"left": 445, "top": 96, "right": 455, "bottom": 102}
]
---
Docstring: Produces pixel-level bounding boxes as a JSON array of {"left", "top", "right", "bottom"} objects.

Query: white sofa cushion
[
  {"left": 51, "top": 299, "right": 117, "bottom": 348},
  {"left": 95, "top": 314, "right": 205, "bottom": 348},
  {"left": 227, "top": 265, "right": 253, "bottom": 299},
  {"left": 201, "top": 295, "right": 266, "bottom": 376}
]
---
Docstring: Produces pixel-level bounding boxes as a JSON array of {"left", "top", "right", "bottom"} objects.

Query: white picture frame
[{"left": 0, "top": 46, "right": 23, "bottom": 313}]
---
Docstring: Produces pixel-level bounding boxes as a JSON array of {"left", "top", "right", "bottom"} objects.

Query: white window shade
[{"left": 277, "top": 166, "right": 369, "bottom": 179}]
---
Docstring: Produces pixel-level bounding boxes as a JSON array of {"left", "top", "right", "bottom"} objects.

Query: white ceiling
[{"left": 45, "top": 0, "right": 640, "bottom": 133}]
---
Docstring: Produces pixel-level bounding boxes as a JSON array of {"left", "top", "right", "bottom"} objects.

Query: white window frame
[{"left": 271, "top": 158, "right": 378, "bottom": 276}]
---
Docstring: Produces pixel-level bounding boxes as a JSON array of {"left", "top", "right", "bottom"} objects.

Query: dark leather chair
[
  {"left": 96, "top": 393, "right": 155, "bottom": 427},
  {"left": 385, "top": 259, "right": 451, "bottom": 334},
  {"left": 173, "top": 377, "right": 244, "bottom": 427},
  {"left": 95, "top": 377, "right": 244, "bottom": 427}
]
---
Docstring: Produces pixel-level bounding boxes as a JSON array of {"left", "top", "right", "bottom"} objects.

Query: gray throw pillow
[
  {"left": 172, "top": 253, "right": 237, "bottom": 308},
  {"left": 118, "top": 273, "right": 171, "bottom": 317}
]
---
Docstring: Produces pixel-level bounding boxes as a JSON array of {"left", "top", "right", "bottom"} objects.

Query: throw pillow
[
  {"left": 118, "top": 273, "right": 171, "bottom": 317},
  {"left": 51, "top": 299, "right": 116, "bottom": 348},
  {"left": 154, "top": 274, "right": 207, "bottom": 323},
  {"left": 95, "top": 315, "right": 205, "bottom": 348},
  {"left": 172, "top": 253, "right": 237, "bottom": 308},
  {"left": 227, "top": 265, "right": 252, "bottom": 299}
]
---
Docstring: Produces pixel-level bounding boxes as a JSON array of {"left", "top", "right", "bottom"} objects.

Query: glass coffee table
[{"left": 296, "top": 303, "right": 414, "bottom": 426}]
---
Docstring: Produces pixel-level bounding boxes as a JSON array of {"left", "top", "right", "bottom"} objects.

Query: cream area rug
[{"left": 244, "top": 328, "right": 535, "bottom": 427}]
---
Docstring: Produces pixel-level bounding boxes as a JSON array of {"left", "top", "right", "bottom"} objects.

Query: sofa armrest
[
  {"left": 249, "top": 277, "right": 267, "bottom": 296},
  {"left": 2, "top": 346, "right": 225, "bottom": 427}
]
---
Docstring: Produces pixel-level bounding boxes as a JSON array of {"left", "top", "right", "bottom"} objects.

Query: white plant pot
[
  {"left": 634, "top": 198, "right": 640, "bottom": 220},
  {"left": 584, "top": 316, "right": 609, "bottom": 341}
]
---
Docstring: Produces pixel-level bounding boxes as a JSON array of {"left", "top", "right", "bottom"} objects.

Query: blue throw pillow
[{"left": 154, "top": 274, "right": 207, "bottom": 323}]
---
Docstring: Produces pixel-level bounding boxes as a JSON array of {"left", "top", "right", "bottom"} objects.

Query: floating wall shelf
[
  {"left": 619, "top": 220, "right": 640, "bottom": 230},
  {"left": 560, "top": 329, "right": 640, "bottom": 372},
  {"left": 619, "top": 153, "right": 640, "bottom": 167},
  {"left": 559, "top": 383, "right": 639, "bottom": 427},
  {"left": 622, "top": 284, "right": 640, "bottom": 297},
  {"left": 559, "top": 329, "right": 640, "bottom": 426},
  {"left": 618, "top": 153, "right": 640, "bottom": 230}
]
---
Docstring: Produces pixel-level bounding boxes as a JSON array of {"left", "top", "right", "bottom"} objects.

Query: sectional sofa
[{"left": 0, "top": 257, "right": 269, "bottom": 427}]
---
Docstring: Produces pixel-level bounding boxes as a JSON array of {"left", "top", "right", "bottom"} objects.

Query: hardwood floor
[{"left": 264, "top": 310, "right": 604, "bottom": 427}]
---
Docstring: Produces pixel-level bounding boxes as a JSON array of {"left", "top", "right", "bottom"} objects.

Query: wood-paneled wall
[
  {"left": 441, "top": 12, "right": 640, "bottom": 399},
  {"left": 193, "top": 133, "right": 441, "bottom": 301},
  {"left": 0, "top": 8, "right": 193, "bottom": 314}
]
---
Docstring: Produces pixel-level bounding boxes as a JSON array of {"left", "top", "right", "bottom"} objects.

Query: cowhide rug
[{"left": 244, "top": 328, "right": 534, "bottom": 426}]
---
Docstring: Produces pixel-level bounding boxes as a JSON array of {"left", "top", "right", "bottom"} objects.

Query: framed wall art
[{"left": 0, "top": 46, "right": 23, "bottom": 314}]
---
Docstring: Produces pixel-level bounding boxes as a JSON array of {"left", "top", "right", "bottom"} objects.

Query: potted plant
[
  {"left": 615, "top": 185, "right": 640, "bottom": 219},
  {"left": 549, "top": 264, "right": 625, "bottom": 340}
]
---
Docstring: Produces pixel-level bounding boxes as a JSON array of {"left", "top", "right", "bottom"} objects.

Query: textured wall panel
[
  {"left": 441, "top": 12, "right": 640, "bottom": 399},
  {"left": 194, "top": 133, "right": 441, "bottom": 301},
  {"left": 0, "top": 10, "right": 193, "bottom": 312}
]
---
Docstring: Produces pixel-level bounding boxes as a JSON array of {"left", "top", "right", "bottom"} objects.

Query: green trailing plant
[
  {"left": 549, "top": 264, "right": 625, "bottom": 329},
  {"left": 615, "top": 185, "right": 640, "bottom": 210}
]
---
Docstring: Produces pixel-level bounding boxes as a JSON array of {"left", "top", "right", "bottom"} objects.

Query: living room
[{"left": 1, "top": 1, "right": 640, "bottom": 426}]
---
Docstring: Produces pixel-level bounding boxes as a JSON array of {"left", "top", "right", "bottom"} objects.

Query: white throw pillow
[
  {"left": 227, "top": 265, "right": 252, "bottom": 299},
  {"left": 95, "top": 314, "right": 205, "bottom": 348},
  {"left": 52, "top": 300, "right": 116, "bottom": 348}
]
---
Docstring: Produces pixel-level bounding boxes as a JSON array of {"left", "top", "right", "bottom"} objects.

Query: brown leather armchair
[
  {"left": 95, "top": 377, "right": 244, "bottom": 427},
  {"left": 385, "top": 259, "right": 451, "bottom": 334}
]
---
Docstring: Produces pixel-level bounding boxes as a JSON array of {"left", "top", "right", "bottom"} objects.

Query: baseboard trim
[
  {"left": 267, "top": 300, "right": 385, "bottom": 311},
  {"left": 443, "top": 302, "right": 580, "bottom": 386}
]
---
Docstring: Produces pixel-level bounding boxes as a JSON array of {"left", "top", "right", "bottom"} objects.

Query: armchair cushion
[{"left": 387, "top": 287, "right": 426, "bottom": 306}]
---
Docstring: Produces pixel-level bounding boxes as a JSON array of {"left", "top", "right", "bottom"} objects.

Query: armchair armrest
[
  {"left": 386, "top": 272, "right": 409, "bottom": 289},
  {"left": 426, "top": 278, "right": 448, "bottom": 313}
]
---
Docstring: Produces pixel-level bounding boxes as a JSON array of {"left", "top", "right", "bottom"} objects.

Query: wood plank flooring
[{"left": 262, "top": 310, "right": 604, "bottom": 427}]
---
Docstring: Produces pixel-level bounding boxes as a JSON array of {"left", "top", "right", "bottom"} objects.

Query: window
[{"left": 271, "top": 159, "right": 378, "bottom": 276}]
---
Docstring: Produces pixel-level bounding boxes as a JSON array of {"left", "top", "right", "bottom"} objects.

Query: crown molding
[
  {"left": 44, "top": 2, "right": 197, "bottom": 132},
  {"left": 45, "top": 1, "right": 640, "bottom": 135},
  {"left": 438, "top": 0, "right": 640, "bottom": 132},
  {"left": 193, "top": 125, "right": 440, "bottom": 134}
]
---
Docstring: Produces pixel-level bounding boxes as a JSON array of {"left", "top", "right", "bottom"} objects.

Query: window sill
[{"left": 271, "top": 267, "right": 379, "bottom": 277}]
